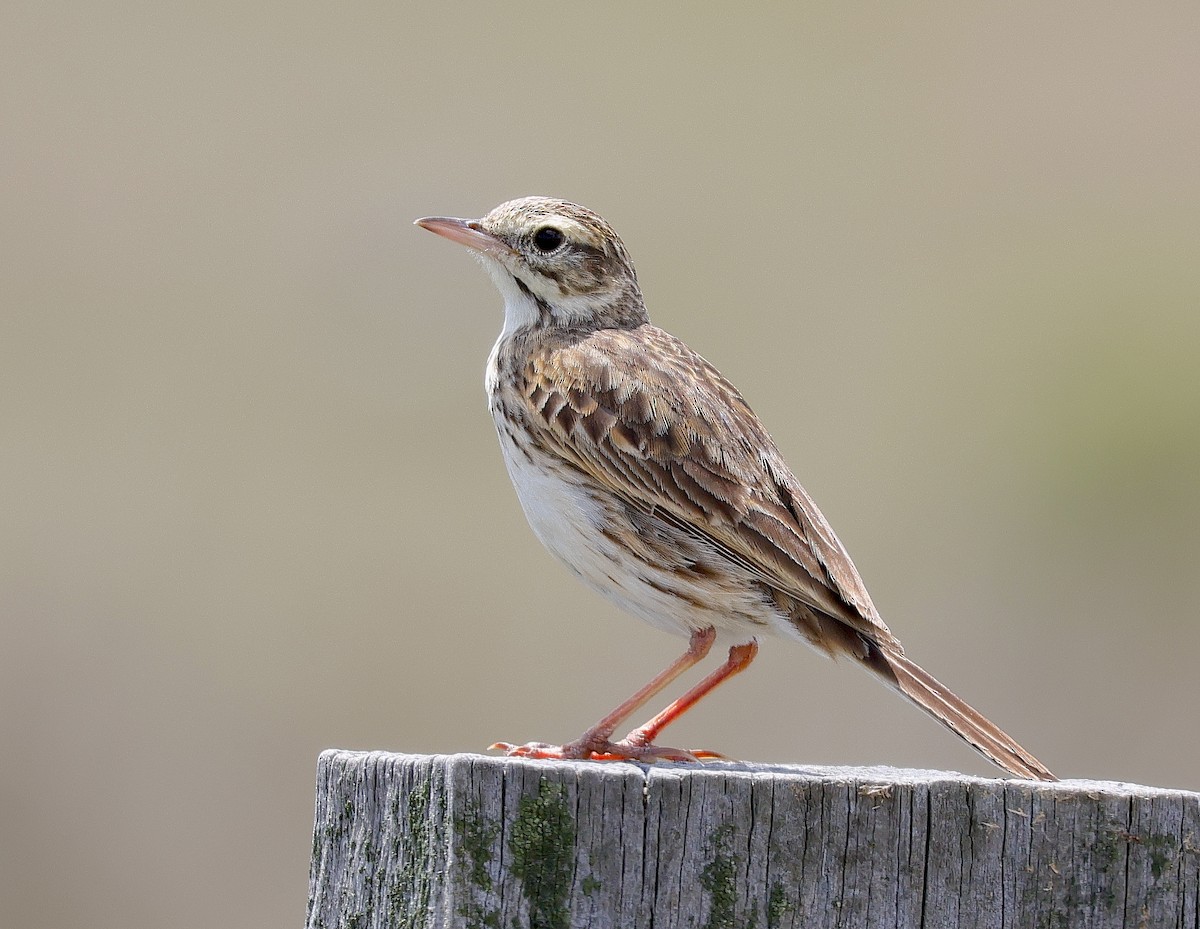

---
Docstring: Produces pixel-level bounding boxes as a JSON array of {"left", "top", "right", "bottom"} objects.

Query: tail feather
[{"left": 862, "top": 644, "right": 1056, "bottom": 781}]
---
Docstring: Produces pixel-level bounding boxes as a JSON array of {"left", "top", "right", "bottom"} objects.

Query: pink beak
[{"left": 414, "top": 216, "right": 515, "bottom": 259}]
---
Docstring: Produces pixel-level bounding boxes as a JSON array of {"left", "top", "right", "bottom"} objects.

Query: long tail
[{"left": 862, "top": 643, "right": 1056, "bottom": 781}]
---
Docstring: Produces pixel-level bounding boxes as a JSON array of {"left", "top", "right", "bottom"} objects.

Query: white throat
[
  {"left": 478, "top": 256, "right": 540, "bottom": 342},
  {"left": 481, "top": 257, "right": 541, "bottom": 399}
]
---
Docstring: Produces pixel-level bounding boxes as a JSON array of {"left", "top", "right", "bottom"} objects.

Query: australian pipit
[{"left": 416, "top": 197, "right": 1054, "bottom": 780}]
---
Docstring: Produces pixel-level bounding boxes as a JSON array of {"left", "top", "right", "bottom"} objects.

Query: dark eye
[{"left": 532, "top": 226, "right": 565, "bottom": 252}]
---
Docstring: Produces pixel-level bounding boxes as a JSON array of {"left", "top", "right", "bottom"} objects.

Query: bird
[{"left": 415, "top": 197, "right": 1055, "bottom": 780}]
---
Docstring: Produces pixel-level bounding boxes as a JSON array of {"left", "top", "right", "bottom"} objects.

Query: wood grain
[{"left": 306, "top": 750, "right": 1199, "bottom": 928}]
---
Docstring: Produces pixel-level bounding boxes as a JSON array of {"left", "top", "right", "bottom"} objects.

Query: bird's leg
[
  {"left": 490, "top": 627, "right": 717, "bottom": 762},
  {"left": 571, "top": 626, "right": 718, "bottom": 744},
  {"left": 616, "top": 639, "right": 759, "bottom": 759}
]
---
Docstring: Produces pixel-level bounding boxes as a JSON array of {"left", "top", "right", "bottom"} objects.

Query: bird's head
[{"left": 416, "top": 197, "right": 647, "bottom": 335}]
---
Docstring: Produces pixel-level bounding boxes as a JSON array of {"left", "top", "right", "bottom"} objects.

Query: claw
[
  {"left": 488, "top": 741, "right": 566, "bottom": 759},
  {"left": 488, "top": 738, "right": 726, "bottom": 764},
  {"left": 685, "top": 748, "right": 734, "bottom": 761}
]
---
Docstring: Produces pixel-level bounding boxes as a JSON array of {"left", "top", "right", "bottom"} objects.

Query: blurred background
[{"left": 3, "top": 2, "right": 1198, "bottom": 926}]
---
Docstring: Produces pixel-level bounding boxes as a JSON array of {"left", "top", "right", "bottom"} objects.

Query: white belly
[{"left": 491, "top": 414, "right": 773, "bottom": 640}]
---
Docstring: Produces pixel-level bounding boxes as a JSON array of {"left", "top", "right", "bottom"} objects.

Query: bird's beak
[{"left": 414, "top": 216, "right": 515, "bottom": 259}]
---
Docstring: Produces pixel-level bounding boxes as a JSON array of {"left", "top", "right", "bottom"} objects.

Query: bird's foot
[{"left": 489, "top": 738, "right": 726, "bottom": 764}]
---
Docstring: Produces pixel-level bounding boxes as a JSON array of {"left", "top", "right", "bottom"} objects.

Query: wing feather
[{"left": 515, "top": 324, "right": 898, "bottom": 649}]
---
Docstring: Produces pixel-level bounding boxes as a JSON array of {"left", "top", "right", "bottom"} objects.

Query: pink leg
[
  {"left": 618, "top": 640, "right": 759, "bottom": 758},
  {"left": 491, "top": 627, "right": 717, "bottom": 762}
]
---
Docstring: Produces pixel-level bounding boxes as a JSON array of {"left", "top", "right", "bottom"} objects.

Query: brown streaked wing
[{"left": 519, "top": 323, "right": 899, "bottom": 649}]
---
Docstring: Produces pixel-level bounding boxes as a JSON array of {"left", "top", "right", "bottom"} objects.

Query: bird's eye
[{"left": 532, "top": 226, "right": 565, "bottom": 252}]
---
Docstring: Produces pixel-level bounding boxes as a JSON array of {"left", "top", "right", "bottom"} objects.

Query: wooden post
[{"left": 306, "top": 750, "right": 1200, "bottom": 929}]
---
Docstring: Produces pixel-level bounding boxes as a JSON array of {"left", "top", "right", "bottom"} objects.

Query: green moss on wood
[
  {"left": 1143, "top": 832, "right": 1178, "bottom": 881},
  {"left": 454, "top": 801, "right": 503, "bottom": 928},
  {"left": 766, "top": 881, "right": 790, "bottom": 929},
  {"left": 388, "top": 773, "right": 439, "bottom": 929},
  {"left": 456, "top": 803, "right": 498, "bottom": 893},
  {"left": 700, "top": 824, "right": 741, "bottom": 929},
  {"left": 508, "top": 780, "right": 575, "bottom": 929}
]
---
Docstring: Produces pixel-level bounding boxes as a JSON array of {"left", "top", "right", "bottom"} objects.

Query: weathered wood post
[{"left": 306, "top": 750, "right": 1199, "bottom": 929}]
